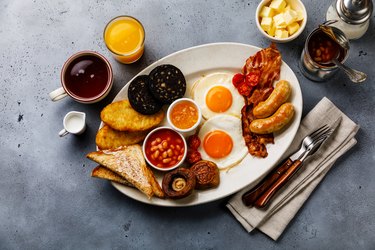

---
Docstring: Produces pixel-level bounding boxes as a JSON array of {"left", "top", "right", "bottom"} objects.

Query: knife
[{"left": 242, "top": 117, "right": 342, "bottom": 207}]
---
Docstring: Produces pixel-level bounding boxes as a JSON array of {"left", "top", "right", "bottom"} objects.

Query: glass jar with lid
[{"left": 326, "top": 0, "right": 373, "bottom": 40}]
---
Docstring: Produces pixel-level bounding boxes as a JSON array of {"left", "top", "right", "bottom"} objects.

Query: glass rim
[{"left": 103, "top": 15, "right": 145, "bottom": 57}]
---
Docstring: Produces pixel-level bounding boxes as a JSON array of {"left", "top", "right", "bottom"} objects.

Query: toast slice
[
  {"left": 87, "top": 145, "right": 164, "bottom": 199},
  {"left": 91, "top": 165, "right": 133, "bottom": 187},
  {"left": 143, "top": 162, "right": 165, "bottom": 198}
]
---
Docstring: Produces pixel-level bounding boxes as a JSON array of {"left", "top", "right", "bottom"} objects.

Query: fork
[{"left": 242, "top": 120, "right": 339, "bottom": 207}]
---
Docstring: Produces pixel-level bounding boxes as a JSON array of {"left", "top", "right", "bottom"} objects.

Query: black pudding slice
[
  {"left": 149, "top": 64, "right": 186, "bottom": 104},
  {"left": 128, "top": 75, "right": 163, "bottom": 115}
]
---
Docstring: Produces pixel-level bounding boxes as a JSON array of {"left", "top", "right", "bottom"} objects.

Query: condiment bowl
[
  {"left": 255, "top": 0, "right": 307, "bottom": 43},
  {"left": 143, "top": 127, "right": 187, "bottom": 172},
  {"left": 166, "top": 98, "right": 202, "bottom": 134}
]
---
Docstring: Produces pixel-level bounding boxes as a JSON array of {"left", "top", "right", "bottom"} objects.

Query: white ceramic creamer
[{"left": 59, "top": 111, "right": 86, "bottom": 137}]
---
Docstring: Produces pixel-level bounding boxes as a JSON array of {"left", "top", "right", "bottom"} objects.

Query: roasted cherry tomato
[
  {"left": 245, "top": 72, "right": 260, "bottom": 87},
  {"left": 187, "top": 150, "right": 202, "bottom": 165},
  {"left": 187, "top": 134, "right": 201, "bottom": 150},
  {"left": 232, "top": 73, "right": 245, "bottom": 88},
  {"left": 238, "top": 82, "right": 251, "bottom": 96}
]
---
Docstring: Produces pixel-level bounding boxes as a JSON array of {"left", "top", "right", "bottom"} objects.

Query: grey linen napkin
[{"left": 227, "top": 97, "right": 359, "bottom": 241}]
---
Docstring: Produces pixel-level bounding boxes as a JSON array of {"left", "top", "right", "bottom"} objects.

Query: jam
[{"left": 170, "top": 101, "right": 199, "bottom": 129}]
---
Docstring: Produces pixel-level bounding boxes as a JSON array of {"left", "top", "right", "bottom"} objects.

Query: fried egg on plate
[
  {"left": 197, "top": 115, "right": 248, "bottom": 170},
  {"left": 192, "top": 72, "right": 245, "bottom": 119}
]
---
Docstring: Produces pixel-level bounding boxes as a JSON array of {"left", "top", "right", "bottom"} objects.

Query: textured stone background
[{"left": 0, "top": 0, "right": 374, "bottom": 249}]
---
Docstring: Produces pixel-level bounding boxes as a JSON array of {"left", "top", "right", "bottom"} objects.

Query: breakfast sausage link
[
  {"left": 250, "top": 103, "right": 294, "bottom": 134},
  {"left": 253, "top": 80, "right": 291, "bottom": 119}
]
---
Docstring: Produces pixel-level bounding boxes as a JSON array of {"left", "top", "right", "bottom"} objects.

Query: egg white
[
  {"left": 197, "top": 115, "right": 248, "bottom": 170},
  {"left": 192, "top": 72, "right": 245, "bottom": 119}
]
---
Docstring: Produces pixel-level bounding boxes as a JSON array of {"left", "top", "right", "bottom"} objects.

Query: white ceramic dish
[
  {"left": 255, "top": 0, "right": 307, "bottom": 43},
  {"left": 142, "top": 126, "right": 187, "bottom": 172},
  {"left": 104, "top": 42, "right": 302, "bottom": 207},
  {"left": 167, "top": 98, "right": 202, "bottom": 133}
]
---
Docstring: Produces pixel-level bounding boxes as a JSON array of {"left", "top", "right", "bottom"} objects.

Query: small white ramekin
[
  {"left": 142, "top": 126, "right": 187, "bottom": 172},
  {"left": 166, "top": 98, "right": 202, "bottom": 134}
]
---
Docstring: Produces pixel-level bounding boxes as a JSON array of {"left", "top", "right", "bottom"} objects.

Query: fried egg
[
  {"left": 192, "top": 72, "right": 245, "bottom": 119},
  {"left": 197, "top": 115, "right": 248, "bottom": 170}
]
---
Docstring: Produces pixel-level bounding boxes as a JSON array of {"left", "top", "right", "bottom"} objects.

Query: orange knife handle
[
  {"left": 242, "top": 158, "right": 293, "bottom": 206},
  {"left": 254, "top": 160, "right": 303, "bottom": 208}
]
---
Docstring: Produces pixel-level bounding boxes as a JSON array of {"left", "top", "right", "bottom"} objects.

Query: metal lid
[{"left": 336, "top": 0, "right": 373, "bottom": 24}]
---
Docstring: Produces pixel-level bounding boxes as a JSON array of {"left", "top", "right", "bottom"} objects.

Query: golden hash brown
[
  {"left": 96, "top": 124, "right": 147, "bottom": 150},
  {"left": 101, "top": 100, "right": 165, "bottom": 132}
]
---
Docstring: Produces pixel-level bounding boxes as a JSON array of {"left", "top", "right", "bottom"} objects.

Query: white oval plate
[{"left": 106, "top": 42, "right": 302, "bottom": 207}]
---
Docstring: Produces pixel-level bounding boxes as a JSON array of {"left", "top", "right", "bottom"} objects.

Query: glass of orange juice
[{"left": 103, "top": 16, "right": 145, "bottom": 64}]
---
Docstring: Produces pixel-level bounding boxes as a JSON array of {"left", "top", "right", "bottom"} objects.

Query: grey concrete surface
[{"left": 0, "top": 0, "right": 374, "bottom": 249}]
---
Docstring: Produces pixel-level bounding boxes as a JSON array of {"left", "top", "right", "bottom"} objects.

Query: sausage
[
  {"left": 250, "top": 103, "right": 294, "bottom": 134},
  {"left": 253, "top": 80, "right": 291, "bottom": 119}
]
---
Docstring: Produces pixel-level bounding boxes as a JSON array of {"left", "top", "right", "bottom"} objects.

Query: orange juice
[{"left": 104, "top": 16, "right": 145, "bottom": 64}]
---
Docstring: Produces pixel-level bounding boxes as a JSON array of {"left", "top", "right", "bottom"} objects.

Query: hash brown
[
  {"left": 96, "top": 124, "right": 148, "bottom": 150},
  {"left": 101, "top": 100, "right": 165, "bottom": 132}
]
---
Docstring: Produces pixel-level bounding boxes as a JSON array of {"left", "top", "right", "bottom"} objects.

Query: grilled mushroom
[
  {"left": 190, "top": 160, "right": 220, "bottom": 189},
  {"left": 162, "top": 168, "right": 196, "bottom": 199}
]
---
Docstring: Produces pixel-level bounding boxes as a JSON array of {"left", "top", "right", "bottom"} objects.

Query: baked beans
[
  {"left": 308, "top": 30, "right": 341, "bottom": 65},
  {"left": 145, "top": 128, "right": 185, "bottom": 169}
]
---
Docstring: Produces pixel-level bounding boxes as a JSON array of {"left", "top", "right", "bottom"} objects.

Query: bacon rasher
[{"left": 242, "top": 43, "right": 282, "bottom": 89}]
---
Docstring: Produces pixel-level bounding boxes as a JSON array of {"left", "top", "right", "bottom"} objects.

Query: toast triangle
[
  {"left": 87, "top": 145, "right": 160, "bottom": 198},
  {"left": 91, "top": 165, "right": 133, "bottom": 187}
]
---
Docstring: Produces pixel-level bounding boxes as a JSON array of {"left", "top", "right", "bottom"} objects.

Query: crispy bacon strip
[
  {"left": 242, "top": 43, "right": 282, "bottom": 89},
  {"left": 241, "top": 43, "right": 281, "bottom": 157}
]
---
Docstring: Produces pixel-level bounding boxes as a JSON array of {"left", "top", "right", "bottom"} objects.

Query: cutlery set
[{"left": 242, "top": 117, "right": 341, "bottom": 208}]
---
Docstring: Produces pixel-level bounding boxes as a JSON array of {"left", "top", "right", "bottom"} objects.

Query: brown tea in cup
[{"left": 49, "top": 51, "right": 113, "bottom": 104}]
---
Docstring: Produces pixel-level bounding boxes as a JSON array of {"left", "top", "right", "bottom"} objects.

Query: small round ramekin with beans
[{"left": 143, "top": 127, "right": 187, "bottom": 171}]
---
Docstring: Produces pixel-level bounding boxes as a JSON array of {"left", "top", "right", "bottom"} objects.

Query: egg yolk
[
  {"left": 205, "top": 86, "right": 232, "bottom": 113},
  {"left": 203, "top": 130, "right": 233, "bottom": 158}
]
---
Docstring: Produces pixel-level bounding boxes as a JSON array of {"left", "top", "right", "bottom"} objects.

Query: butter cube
[
  {"left": 287, "top": 22, "right": 300, "bottom": 35},
  {"left": 295, "top": 11, "right": 304, "bottom": 21},
  {"left": 261, "top": 17, "right": 273, "bottom": 32},
  {"left": 260, "top": 6, "right": 275, "bottom": 18},
  {"left": 268, "top": 24, "right": 277, "bottom": 36},
  {"left": 283, "top": 9, "right": 298, "bottom": 25},
  {"left": 269, "top": 0, "right": 286, "bottom": 12},
  {"left": 273, "top": 13, "right": 286, "bottom": 28},
  {"left": 275, "top": 29, "right": 289, "bottom": 38}
]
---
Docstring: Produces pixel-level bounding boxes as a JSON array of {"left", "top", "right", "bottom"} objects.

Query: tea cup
[{"left": 49, "top": 51, "right": 113, "bottom": 104}]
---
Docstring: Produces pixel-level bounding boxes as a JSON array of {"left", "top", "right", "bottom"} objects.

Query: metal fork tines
[
  {"left": 291, "top": 124, "right": 331, "bottom": 161},
  {"left": 298, "top": 125, "right": 336, "bottom": 161}
]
